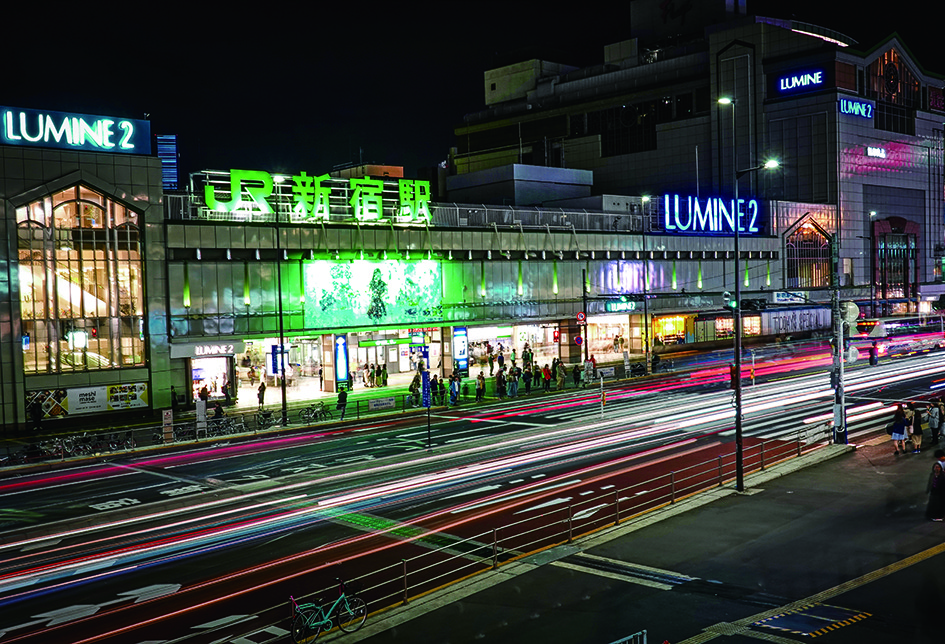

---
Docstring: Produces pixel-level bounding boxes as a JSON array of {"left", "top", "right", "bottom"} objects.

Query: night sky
[{"left": 1, "top": 2, "right": 937, "bottom": 181}]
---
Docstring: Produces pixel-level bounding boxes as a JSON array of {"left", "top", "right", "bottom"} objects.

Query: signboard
[
  {"left": 421, "top": 370, "right": 431, "bottom": 408},
  {"left": 334, "top": 335, "right": 350, "bottom": 384},
  {"left": 270, "top": 344, "right": 287, "bottom": 375},
  {"left": 27, "top": 383, "right": 150, "bottom": 419},
  {"left": 662, "top": 194, "right": 763, "bottom": 235},
  {"left": 452, "top": 327, "right": 469, "bottom": 376},
  {"left": 774, "top": 291, "right": 808, "bottom": 305},
  {"left": 202, "top": 169, "right": 431, "bottom": 224},
  {"left": 770, "top": 67, "right": 831, "bottom": 96},
  {"left": 170, "top": 341, "right": 245, "bottom": 359},
  {"left": 839, "top": 98, "right": 874, "bottom": 119},
  {"left": 598, "top": 366, "right": 616, "bottom": 378},
  {"left": 1, "top": 106, "right": 150, "bottom": 154},
  {"left": 368, "top": 397, "right": 397, "bottom": 412},
  {"left": 605, "top": 300, "right": 637, "bottom": 312}
]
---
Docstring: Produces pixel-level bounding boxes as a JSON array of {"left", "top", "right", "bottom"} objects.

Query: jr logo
[{"left": 204, "top": 169, "right": 273, "bottom": 214}]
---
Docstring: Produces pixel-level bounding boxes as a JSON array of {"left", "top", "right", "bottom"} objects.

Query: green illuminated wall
[{"left": 303, "top": 260, "right": 442, "bottom": 328}]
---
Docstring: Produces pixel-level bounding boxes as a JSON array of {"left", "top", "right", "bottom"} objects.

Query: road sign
[
  {"left": 576, "top": 312, "right": 586, "bottom": 322},
  {"left": 575, "top": 336, "right": 583, "bottom": 345}
]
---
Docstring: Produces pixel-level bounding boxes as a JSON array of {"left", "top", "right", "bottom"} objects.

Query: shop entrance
[{"left": 191, "top": 356, "right": 233, "bottom": 403}]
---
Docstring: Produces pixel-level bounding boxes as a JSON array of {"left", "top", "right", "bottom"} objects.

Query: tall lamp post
[
  {"left": 273, "top": 175, "right": 289, "bottom": 427},
  {"left": 718, "top": 97, "right": 778, "bottom": 492}
]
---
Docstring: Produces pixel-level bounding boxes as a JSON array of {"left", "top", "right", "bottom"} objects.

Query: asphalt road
[{"left": 1, "top": 350, "right": 943, "bottom": 643}]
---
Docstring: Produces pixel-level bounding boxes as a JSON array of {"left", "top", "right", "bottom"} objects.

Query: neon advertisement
[
  {"left": 1, "top": 106, "right": 150, "bottom": 154},
  {"left": 662, "top": 194, "right": 762, "bottom": 234},
  {"left": 303, "top": 260, "right": 442, "bottom": 329}
]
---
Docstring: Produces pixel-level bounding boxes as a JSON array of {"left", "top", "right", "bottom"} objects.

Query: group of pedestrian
[
  {"left": 359, "top": 363, "right": 388, "bottom": 388},
  {"left": 890, "top": 400, "right": 943, "bottom": 456}
]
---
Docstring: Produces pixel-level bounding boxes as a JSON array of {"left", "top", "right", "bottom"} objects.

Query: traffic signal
[
  {"left": 729, "top": 363, "right": 739, "bottom": 389},
  {"left": 723, "top": 291, "right": 736, "bottom": 310}
]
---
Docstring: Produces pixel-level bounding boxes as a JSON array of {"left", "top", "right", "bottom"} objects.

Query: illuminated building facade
[{"left": 452, "top": 0, "right": 945, "bottom": 319}]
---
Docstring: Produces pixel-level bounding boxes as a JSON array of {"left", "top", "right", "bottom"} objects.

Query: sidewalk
[{"left": 343, "top": 437, "right": 945, "bottom": 644}]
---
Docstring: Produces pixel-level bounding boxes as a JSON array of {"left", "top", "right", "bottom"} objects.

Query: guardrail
[{"left": 273, "top": 432, "right": 826, "bottom": 640}]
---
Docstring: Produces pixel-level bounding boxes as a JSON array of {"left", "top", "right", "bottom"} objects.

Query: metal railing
[{"left": 256, "top": 433, "right": 826, "bottom": 640}]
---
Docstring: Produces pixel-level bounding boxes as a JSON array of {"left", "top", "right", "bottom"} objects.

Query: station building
[{"left": 1, "top": 2, "right": 942, "bottom": 432}]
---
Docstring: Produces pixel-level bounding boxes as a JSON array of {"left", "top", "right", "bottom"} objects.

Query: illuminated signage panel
[
  {"left": 662, "top": 194, "right": 763, "bottom": 235},
  {"left": 770, "top": 67, "right": 832, "bottom": 96},
  {"left": 303, "top": 260, "right": 442, "bottom": 329},
  {"left": 1, "top": 106, "right": 150, "bottom": 154},
  {"left": 202, "top": 168, "right": 431, "bottom": 224},
  {"left": 839, "top": 98, "right": 874, "bottom": 119}
]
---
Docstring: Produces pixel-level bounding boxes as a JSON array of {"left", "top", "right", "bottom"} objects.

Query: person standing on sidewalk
[
  {"left": 891, "top": 405, "right": 908, "bottom": 456},
  {"left": 926, "top": 462, "right": 945, "bottom": 521},
  {"left": 257, "top": 381, "right": 266, "bottom": 411},
  {"left": 476, "top": 371, "right": 485, "bottom": 402},
  {"left": 929, "top": 400, "right": 942, "bottom": 445},
  {"left": 909, "top": 404, "right": 924, "bottom": 453},
  {"left": 336, "top": 388, "right": 348, "bottom": 421}
]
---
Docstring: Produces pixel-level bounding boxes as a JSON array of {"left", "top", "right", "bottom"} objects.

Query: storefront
[
  {"left": 2, "top": 105, "right": 166, "bottom": 428},
  {"left": 170, "top": 341, "right": 245, "bottom": 403},
  {"left": 467, "top": 323, "right": 560, "bottom": 371}
]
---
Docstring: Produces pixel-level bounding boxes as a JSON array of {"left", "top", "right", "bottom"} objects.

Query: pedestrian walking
[
  {"left": 336, "top": 388, "right": 348, "bottom": 421},
  {"left": 257, "top": 381, "right": 266, "bottom": 410},
  {"left": 488, "top": 354, "right": 495, "bottom": 376},
  {"left": 890, "top": 405, "right": 908, "bottom": 455},
  {"left": 556, "top": 362, "right": 567, "bottom": 390},
  {"left": 927, "top": 462, "right": 945, "bottom": 521}
]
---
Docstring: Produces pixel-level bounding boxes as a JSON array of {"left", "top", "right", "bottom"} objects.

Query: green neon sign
[{"left": 203, "top": 169, "right": 431, "bottom": 223}]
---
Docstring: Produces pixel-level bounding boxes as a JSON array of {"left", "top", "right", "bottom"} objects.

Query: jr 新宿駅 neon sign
[
  {"left": 662, "top": 194, "right": 762, "bottom": 235},
  {"left": 203, "top": 168, "right": 432, "bottom": 224},
  {"left": 1, "top": 106, "right": 150, "bottom": 154}
]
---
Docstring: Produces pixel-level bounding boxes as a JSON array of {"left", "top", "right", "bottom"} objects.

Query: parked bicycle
[
  {"left": 255, "top": 409, "right": 276, "bottom": 430},
  {"left": 289, "top": 578, "right": 366, "bottom": 642},
  {"left": 298, "top": 401, "right": 332, "bottom": 423}
]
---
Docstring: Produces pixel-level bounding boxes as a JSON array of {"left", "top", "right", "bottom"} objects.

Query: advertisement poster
[
  {"left": 304, "top": 260, "right": 442, "bottom": 328},
  {"left": 27, "top": 383, "right": 149, "bottom": 419}
]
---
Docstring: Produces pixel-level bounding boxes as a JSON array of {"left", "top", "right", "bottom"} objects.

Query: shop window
[{"left": 17, "top": 184, "right": 145, "bottom": 373}]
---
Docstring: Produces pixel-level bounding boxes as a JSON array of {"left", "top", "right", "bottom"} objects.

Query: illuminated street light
[{"left": 718, "top": 96, "right": 780, "bottom": 492}]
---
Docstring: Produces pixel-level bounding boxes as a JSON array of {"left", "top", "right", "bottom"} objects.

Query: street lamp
[{"left": 718, "top": 96, "right": 779, "bottom": 492}]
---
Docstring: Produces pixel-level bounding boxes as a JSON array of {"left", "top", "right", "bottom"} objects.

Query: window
[
  {"left": 17, "top": 185, "right": 145, "bottom": 373},
  {"left": 786, "top": 223, "right": 830, "bottom": 288}
]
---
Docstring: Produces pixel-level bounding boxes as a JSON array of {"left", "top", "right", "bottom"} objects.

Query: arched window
[
  {"left": 785, "top": 221, "right": 830, "bottom": 288},
  {"left": 16, "top": 185, "right": 144, "bottom": 373}
]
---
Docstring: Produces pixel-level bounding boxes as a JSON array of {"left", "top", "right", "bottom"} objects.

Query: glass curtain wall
[{"left": 17, "top": 186, "right": 145, "bottom": 373}]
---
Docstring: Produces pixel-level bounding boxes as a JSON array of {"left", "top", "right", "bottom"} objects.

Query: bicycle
[
  {"left": 298, "top": 401, "right": 332, "bottom": 423},
  {"left": 255, "top": 409, "right": 276, "bottom": 430},
  {"left": 289, "top": 578, "right": 366, "bottom": 642}
]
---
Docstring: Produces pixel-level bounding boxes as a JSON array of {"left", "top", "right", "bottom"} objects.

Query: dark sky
[{"left": 1, "top": 2, "right": 937, "bottom": 181}]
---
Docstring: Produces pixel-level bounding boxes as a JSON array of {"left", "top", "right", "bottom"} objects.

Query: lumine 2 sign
[
  {"left": 1, "top": 106, "right": 150, "bottom": 154},
  {"left": 204, "top": 169, "right": 432, "bottom": 223},
  {"left": 662, "top": 194, "right": 762, "bottom": 235}
]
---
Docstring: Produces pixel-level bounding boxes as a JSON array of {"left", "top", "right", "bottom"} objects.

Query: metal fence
[{"left": 259, "top": 433, "right": 824, "bottom": 641}]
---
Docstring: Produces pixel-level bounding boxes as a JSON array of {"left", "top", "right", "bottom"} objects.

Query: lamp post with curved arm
[{"left": 718, "top": 96, "right": 779, "bottom": 492}]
